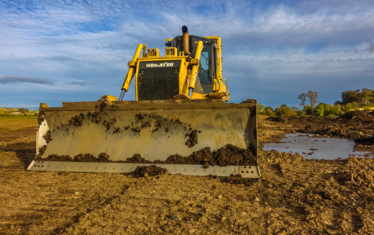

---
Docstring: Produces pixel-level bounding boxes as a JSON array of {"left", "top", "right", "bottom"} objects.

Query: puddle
[{"left": 263, "top": 133, "right": 373, "bottom": 160}]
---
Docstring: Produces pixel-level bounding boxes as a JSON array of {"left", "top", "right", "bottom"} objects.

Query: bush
[
  {"left": 344, "top": 103, "right": 353, "bottom": 112},
  {"left": 296, "top": 111, "right": 306, "bottom": 117},
  {"left": 314, "top": 103, "right": 325, "bottom": 117},
  {"left": 330, "top": 104, "right": 342, "bottom": 116},
  {"left": 263, "top": 107, "right": 275, "bottom": 116},
  {"left": 274, "top": 104, "right": 297, "bottom": 117}
]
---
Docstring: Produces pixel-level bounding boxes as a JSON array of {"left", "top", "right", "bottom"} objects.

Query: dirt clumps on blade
[
  {"left": 131, "top": 165, "right": 168, "bottom": 178},
  {"left": 165, "top": 145, "right": 257, "bottom": 167},
  {"left": 135, "top": 113, "right": 145, "bottom": 120},
  {"left": 73, "top": 153, "right": 111, "bottom": 162},
  {"left": 38, "top": 110, "right": 45, "bottom": 126},
  {"left": 240, "top": 99, "right": 257, "bottom": 104},
  {"left": 39, "top": 153, "right": 112, "bottom": 162},
  {"left": 166, "top": 147, "right": 215, "bottom": 166},
  {"left": 68, "top": 113, "right": 85, "bottom": 126},
  {"left": 185, "top": 129, "right": 200, "bottom": 147},
  {"left": 131, "top": 127, "right": 141, "bottom": 133},
  {"left": 73, "top": 153, "right": 97, "bottom": 162},
  {"left": 43, "top": 130, "right": 53, "bottom": 143},
  {"left": 45, "top": 154, "right": 72, "bottom": 161},
  {"left": 165, "top": 153, "right": 194, "bottom": 164},
  {"left": 214, "top": 144, "right": 257, "bottom": 166},
  {"left": 173, "top": 94, "right": 190, "bottom": 100},
  {"left": 36, "top": 145, "right": 47, "bottom": 159},
  {"left": 99, "top": 101, "right": 107, "bottom": 112},
  {"left": 126, "top": 154, "right": 150, "bottom": 163},
  {"left": 99, "top": 153, "right": 110, "bottom": 161}
]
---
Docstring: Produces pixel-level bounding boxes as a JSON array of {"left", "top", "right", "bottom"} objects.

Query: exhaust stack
[{"left": 182, "top": 25, "right": 189, "bottom": 56}]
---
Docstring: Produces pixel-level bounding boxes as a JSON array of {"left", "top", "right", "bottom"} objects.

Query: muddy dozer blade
[{"left": 28, "top": 99, "right": 260, "bottom": 178}]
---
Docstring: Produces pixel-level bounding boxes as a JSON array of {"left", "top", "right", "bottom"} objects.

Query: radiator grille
[{"left": 137, "top": 61, "right": 180, "bottom": 101}]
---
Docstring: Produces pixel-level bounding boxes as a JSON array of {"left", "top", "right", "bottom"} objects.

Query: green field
[{"left": 0, "top": 116, "right": 38, "bottom": 142}]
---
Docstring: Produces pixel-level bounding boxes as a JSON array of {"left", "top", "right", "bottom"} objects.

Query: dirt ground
[{"left": 1, "top": 113, "right": 374, "bottom": 234}]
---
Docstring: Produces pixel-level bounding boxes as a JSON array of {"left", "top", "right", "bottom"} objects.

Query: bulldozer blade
[{"left": 31, "top": 99, "right": 260, "bottom": 178}]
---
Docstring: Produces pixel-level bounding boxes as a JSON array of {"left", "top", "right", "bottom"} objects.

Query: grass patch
[
  {"left": 0, "top": 116, "right": 38, "bottom": 131},
  {"left": 0, "top": 116, "right": 38, "bottom": 142}
]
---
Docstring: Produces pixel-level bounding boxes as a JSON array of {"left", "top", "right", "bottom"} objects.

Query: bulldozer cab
[{"left": 171, "top": 35, "right": 217, "bottom": 94}]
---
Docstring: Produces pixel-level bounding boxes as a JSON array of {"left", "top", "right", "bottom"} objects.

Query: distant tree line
[
  {"left": 337, "top": 88, "right": 374, "bottom": 106},
  {"left": 0, "top": 108, "right": 38, "bottom": 116},
  {"left": 258, "top": 88, "right": 374, "bottom": 118}
]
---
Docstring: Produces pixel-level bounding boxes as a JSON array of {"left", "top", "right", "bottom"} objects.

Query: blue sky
[{"left": 0, "top": 0, "right": 373, "bottom": 109}]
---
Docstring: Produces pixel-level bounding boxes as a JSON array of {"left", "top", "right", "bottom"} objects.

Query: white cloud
[{"left": 0, "top": 0, "right": 373, "bottom": 107}]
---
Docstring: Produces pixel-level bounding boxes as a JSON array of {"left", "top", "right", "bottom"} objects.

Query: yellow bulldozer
[{"left": 28, "top": 26, "right": 261, "bottom": 178}]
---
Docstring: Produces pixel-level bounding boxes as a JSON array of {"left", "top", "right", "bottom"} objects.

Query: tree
[
  {"left": 257, "top": 103, "right": 265, "bottom": 114},
  {"left": 361, "top": 89, "right": 372, "bottom": 106},
  {"left": 342, "top": 90, "right": 360, "bottom": 104},
  {"left": 307, "top": 90, "right": 318, "bottom": 108},
  {"left": 290, "top": 106, "right": 299, "bottom": 111},
  {"left": 0, "top": 108, "right": 3, "bottom": 115},
  {"left": 334, "top": 100, "right": 343, "bottom": 105},
  {"left": 298, "top": 93, "right": 308, "bottom": 110}
]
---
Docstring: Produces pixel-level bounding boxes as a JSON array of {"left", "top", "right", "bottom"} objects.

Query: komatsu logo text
[{"left": 146, "top": 62, "right": 174, "bottom": 68}]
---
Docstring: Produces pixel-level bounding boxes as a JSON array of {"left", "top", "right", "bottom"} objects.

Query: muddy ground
[{"left": 1, "top": 112, "right": 374, "bottom": 234}]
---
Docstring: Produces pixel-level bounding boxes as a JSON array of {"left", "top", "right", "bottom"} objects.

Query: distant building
[{"left": 12, "top": 112, "right": 21, "bottom": 115}]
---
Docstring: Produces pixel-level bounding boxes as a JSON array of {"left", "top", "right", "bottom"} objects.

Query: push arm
[
  {"left": 188, "top": 41, "right": 204, "bottom": 94},
  {"left": 119, "top": 44, "right": 145, "bottom": 100}
]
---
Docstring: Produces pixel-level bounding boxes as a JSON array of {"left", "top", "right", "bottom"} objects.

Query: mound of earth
[
  {"left": 339, "top": 110, "right": 373, "bottom": 122},
  {"left": 273, "top": 112, "right": 374, "bottom": 141},
  {"left": 266, "top": 115, "right": 286, "bottom": 122}
]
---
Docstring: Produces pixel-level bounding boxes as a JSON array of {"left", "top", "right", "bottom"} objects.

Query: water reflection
[{"left": 263, "top": 133, "right": 373, "bottom": 160}]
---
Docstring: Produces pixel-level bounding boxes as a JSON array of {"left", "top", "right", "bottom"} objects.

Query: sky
[{"left": 0, "top": 0, "right": 373, "bottom": 109}]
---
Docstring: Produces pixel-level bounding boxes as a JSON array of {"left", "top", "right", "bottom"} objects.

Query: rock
[
  {"left": 167, "top": 215, "right": 181, "bottom": 221},
  {"left": 254, "top": 197, "right": 260, "bottom": 202},
  {"left": 315, "top": 134, "right": 319, "bottom": 137}
]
